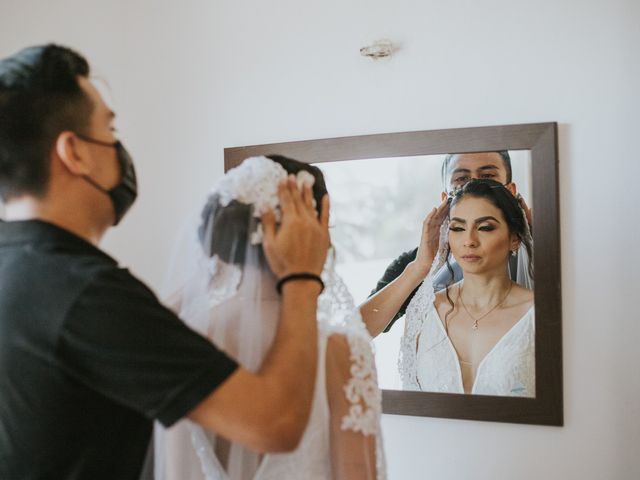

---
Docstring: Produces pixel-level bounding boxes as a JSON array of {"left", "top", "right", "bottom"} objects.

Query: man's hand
[
  {"left": 517, "top": 194, "right": 533, "bottom": 229},
  {"left": 261, "top": 175, "right": 331, "bottom": 278},
  {"left": 188, "top": 177, "right": 329, "bottom": 453},
  {"left": 412, "top": 198, "right": 449, "bottom": 277}
]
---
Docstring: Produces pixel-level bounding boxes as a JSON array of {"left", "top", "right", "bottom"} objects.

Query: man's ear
[
  {"left": 507, "top": 182, "right": 517, "bottom": 196},
  {"left": 441, "top": 191, "right": 447, "bottom": 202},
  {"left": 54, "top": 132, "right": 90, "bottom": 176}
]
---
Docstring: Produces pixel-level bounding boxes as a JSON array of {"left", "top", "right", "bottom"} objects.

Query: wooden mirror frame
[{"left": 225, "top": 122, "right": 562, "bottom": 426}]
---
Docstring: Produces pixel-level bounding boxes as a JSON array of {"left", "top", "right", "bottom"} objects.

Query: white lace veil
[
  {"left": 515, "top": 216, "right": 534, "bottom": 290},
  {"left": 399, "top": 184, "right": 534, "bottom": 390},
  {"left": 399, "top": 219, "right": 450, "bottom": 390},
  {"left": 154, "top": 157, "right": 385, "bottom": 480}
]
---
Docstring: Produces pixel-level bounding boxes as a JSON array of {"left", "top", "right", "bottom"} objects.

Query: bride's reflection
[
  {"left": 321, "top": 150, "right": 535, "bottom": 396},
  {"left": 363, "top": 152, "right": 533, "bottom": 339},
  {"left": 401, "top": 180, "right": 534, "bottom": 396}
]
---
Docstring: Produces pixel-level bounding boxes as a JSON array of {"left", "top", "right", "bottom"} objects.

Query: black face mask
[{"left": 76, "top": 134, "right": 138, "bottom": 225}]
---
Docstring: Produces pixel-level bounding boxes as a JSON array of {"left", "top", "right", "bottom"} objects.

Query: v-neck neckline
[{"left": 431, "top": 303, "right": 534, "bottom": 394}]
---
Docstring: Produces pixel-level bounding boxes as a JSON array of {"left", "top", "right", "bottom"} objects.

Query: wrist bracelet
[{"left": 276, "top": 273, "right": 324, "bottom": 295}]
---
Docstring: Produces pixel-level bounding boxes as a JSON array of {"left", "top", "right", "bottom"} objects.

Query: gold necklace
[{"left": 458, "top": 281, "right": 513, "bottom": 330}]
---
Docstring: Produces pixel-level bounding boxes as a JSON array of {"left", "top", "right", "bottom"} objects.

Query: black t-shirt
[
  {"left": 368, "top": 248, "right": 422, "bottom": 333},
  {"left": 0, "top": 220, "right": 238, "bottom": 480}
]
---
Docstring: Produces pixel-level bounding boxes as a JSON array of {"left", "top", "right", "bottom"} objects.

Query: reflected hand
[
  {"left": 517, "top": 194, "right": 533, "bottom": 230},
  {"left": 261, "top": 175, "right": 331, "bottom": 279},
  {"left": 413, "top": 198, "right": 449, "bottom": 277}
]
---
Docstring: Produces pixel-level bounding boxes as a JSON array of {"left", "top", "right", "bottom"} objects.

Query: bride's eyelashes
[{"left": 448, "top": 224, "right": 497, "bottom": 233}]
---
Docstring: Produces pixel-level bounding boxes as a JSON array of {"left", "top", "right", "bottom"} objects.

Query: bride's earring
[{"left": 510, "top": 240, "right": 520, "bottom": 257}]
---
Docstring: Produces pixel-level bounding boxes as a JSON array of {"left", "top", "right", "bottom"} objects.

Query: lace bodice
[
  {"left": 248, "top": 332, "right": 383, "bottom": 480},
  {"left": 156, "top": 329, "right": 385, "bottom": 480},
  {"left": 155, "top": 265, "right": 386, "bottom": 480},
  {"left": 190, "top": 335, "right": 334, "bottom": 480}
]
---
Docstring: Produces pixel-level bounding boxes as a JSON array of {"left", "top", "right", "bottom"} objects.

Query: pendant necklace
[{"left": 458, "top": 281, "right": 513, "bottom": 330}]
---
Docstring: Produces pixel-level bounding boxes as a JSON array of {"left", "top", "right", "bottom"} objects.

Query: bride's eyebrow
[
  {"left": 450, "top": 217, "right": 466, "bottom": 223},
  {"left": 473, "top": 216, "right": 500, "bottom": 224}
]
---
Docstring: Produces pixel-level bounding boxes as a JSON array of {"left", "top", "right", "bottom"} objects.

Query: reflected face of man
[{"left": 444, "top": 153, "right": 514, "bottom": 195}]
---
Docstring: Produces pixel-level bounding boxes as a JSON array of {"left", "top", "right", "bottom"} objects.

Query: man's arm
[
  {"left": 359, "top": 257, "right": 426, "bottom": 338},
  {"left": 359, "top": 200, "right": 449, "bottom": 338},
  {"left": 189, "top": 177, "right": 331, "bottom": 453},
  {"left": 362, "top": 249, "right": 421, "bottom": 335}
]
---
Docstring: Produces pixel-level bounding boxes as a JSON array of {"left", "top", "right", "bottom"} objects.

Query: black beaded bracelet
[{"left": 276, "top": 273, "right": 325, "bottom": 295}]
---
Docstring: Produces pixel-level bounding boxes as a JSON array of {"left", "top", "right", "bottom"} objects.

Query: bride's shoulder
[
  {"left": 433, "top": 282, "right": 461, "bottom": 311},
  {"left": 510, "top": 283, "right": 534, "bottom": 307}
]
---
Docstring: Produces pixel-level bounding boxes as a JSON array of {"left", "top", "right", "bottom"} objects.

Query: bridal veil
[{"left": 154, "top": 156, "right": 385, "bottom": 480}]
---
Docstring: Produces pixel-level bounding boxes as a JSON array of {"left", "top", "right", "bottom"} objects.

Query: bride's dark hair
[
  {"left": 442, "top": 179, "right": 533, "bottom": 328},
  {"left": 198, "top": 154, "right": 328, "bottom": 265}
]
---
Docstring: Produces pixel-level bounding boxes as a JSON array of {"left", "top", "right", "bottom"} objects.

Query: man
[
  {"left": 0, "top": 44, "right": 330, "bottom": 479},
  {"left": 360, "top": 151, "right": 532, "bottom": 337}
]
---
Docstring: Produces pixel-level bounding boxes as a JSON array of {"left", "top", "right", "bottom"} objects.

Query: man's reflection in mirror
[
  {"left": 360, "top": 151, "right": 532, "bottom": 337},
  {"left": 359, "top": 152, "right": 535, "bottom": 396}
]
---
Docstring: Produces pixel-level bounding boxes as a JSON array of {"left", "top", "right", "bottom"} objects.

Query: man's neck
[{"left": 4, "top": 198, "right": 106, "bottom": 245}]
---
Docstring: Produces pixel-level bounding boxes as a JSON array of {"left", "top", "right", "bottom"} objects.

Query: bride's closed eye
[{"left": 449, "top": 226, "right": 465, "bottom": 232}]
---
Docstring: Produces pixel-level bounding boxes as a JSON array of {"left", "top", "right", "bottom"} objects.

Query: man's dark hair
[
  {"left": 0, "top": 44, "right": 92, "bottom": 201},
  {"left": 440, "top": 151, "right": 512, "bottom": 188}
]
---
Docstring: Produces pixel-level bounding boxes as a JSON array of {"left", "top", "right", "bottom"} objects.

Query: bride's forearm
[{"left": 359, "top": 261, "right": 429, "bottom": 337}]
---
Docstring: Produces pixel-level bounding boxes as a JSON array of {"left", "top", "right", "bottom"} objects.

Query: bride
[
  {"left": 155, "top": 155, "right": 385, "bottom": 479},
  {"left": 400, "top": 179, "right": 535, "bottom": 396}
]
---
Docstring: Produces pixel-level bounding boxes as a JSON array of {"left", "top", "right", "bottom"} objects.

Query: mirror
[
  {"left": 320, "top": 151, "right": 533, "bottom": 396},
  {"left": 225, "top": 123, "right": 562, "bottom": 426}
]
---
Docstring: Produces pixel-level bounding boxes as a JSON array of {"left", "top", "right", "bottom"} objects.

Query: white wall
[{"left": 2, "top": 1, "right": 638, "bottom": 478}]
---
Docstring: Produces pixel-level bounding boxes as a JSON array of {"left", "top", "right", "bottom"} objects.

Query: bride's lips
[{"left": 461, "top": 255, "right": 481, "bottom": 263}]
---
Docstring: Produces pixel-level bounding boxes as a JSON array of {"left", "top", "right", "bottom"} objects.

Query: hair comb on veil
[{"left": 204, "top": 156, "right": 317, "bottom": 246}]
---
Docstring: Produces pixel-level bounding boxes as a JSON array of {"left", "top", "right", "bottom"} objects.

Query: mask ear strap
[
  {"left": 81, "top": 174, "right": 110, "bottom": 194},
  {"left": 74, "top": 132, "right": 119, "bottom": 194},
  {"left": 75, "top": 133, "right": 116, "bottom": 148}
]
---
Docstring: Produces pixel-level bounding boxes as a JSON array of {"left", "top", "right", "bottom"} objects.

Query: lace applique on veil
[
  {"left": 318, "top": 259, "right": 386, "bottom": 480},
  {"left": 318, "top": 254, "right": 382, "bottom": 437},
  {"left": 341, "top": 334, "right": 381, "bottom": 435},
  {"left": 398, "top": 219, "right": 450, "bottom": 390},
  {"left": 398, "top": 275, "right": 435, "bottom": 390},
  {"left": 206, "top": 255, "right": 242, "bottom": 307}
]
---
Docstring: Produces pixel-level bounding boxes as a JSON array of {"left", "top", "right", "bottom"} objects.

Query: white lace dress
[
  {"left": 415, "top": 305, "right": 535, "bottom": 396},
  {"left": 247, "top": 330, "right": 384, "bottom": 479},
  {"left": 155, "top": 328, "right": 385, "bottom": 480},
  {"left": 399, "top": 273, "right": 535, "bottom": 397},
  {"left": 155, "top": 260, "right": 386, "bottom": 480}
]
